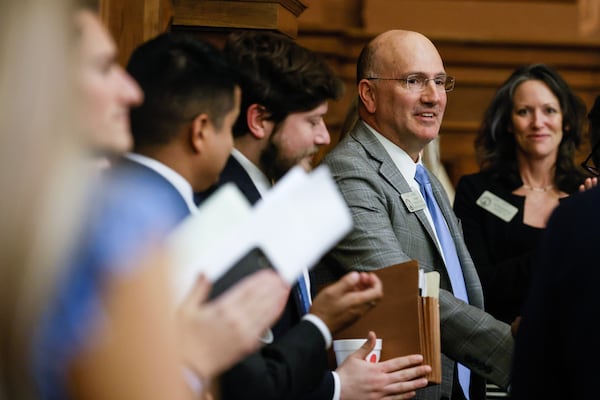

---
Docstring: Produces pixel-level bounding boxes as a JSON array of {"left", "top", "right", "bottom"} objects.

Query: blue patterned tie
[
  {"left": 295, "top": 274, "right": 311, "bottom": 315},
  {"left": 414, "top": 164, "right": 470, "bottom": 399}
]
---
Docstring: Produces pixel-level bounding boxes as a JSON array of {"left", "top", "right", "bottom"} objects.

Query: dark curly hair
[
  {"left": 224, "top": 30, "right": 344, "bottom": 138},
  {"left": 475, "top": 63, "right": 587, "bottom": 193}
]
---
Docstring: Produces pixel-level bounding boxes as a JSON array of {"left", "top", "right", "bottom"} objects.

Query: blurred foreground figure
[
  {"left": 0, "top": 0, "right": 85, "bottom": 398},
  {"left": 0, "top": 1, "right": 289, "bottom": 399}
]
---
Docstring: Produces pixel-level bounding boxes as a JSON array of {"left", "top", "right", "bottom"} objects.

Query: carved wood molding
[
  {"left": 172, "top": 0, "right": 308, "bottom": 38},
  {"left": 229, "top": 0, "right": 309, "bottom": 16}
]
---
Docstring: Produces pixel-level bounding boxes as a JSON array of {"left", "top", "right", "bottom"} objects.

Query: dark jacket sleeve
[
  {"left": 511, "top": 188, "right": 600, "bottom": 399},
  {"left": 219, "top": 320, "right": 334, "bottom": 400}
]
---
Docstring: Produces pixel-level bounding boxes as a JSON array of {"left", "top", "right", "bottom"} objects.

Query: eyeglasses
[
  {"left": 581, "top": 140, "right": 600, "bottom": 177},
  {"left": 366, "top": 73, "right": 455, "bottom": 92}
]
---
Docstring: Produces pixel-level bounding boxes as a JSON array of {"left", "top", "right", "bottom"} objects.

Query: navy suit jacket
[
  {"left": 510, "top": 186, "right": 600, "bottom": 399},
  {"left": 196, "top": 155, "right": 336, "bottom": 400}
]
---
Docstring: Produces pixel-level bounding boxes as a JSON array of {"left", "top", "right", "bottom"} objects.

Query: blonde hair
[{"left": 0, "top": 0, "right": 89, "bottom": 398}]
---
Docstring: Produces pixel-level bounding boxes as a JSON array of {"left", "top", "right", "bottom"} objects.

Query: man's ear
[
  {"left": 189, "top": 113, "right": 210, "bottom": 153},
  {"left": 247, "top": 103, "right": 270, "bottom": 139},
  {"left": 358, "top": 79, "right": 377, "bottom": 114}
]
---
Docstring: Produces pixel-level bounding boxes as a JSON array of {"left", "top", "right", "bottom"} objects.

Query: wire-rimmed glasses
[{"left": 366, "top": 73, "right": 455, "bottom": 92}]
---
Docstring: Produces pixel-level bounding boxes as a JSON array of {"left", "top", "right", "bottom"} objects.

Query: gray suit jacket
[{"left": 318, "top": 121, "right": 513, "bottom": 400}]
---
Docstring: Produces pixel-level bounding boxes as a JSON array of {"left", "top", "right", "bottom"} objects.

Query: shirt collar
[
  {"left": 231, "top": 148, "right": 272, "bottom": 196},
  {"left": 363, "top": 123, "right": 423, "bottom": 191}
]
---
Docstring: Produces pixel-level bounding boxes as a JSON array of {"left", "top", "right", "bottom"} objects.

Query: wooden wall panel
[
  {"left": 100, "top": 0, "right": 600, "bottom": 185},
  {"left": 362, "top": 0, "right": 600, "bottom": 45},
  {"left": 100, "top": 0, "right": 173, "bottom": 66},
  {"left": 101, "top": 0, "right": 309, "bottom": 65}
]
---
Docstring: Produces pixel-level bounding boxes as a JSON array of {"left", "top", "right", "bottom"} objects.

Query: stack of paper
[{"left": 168, "top": 165, "right": 353, "bottom": 304}]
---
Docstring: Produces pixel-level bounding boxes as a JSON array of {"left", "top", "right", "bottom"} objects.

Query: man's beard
[{"left": 259, "top": 139, "right": 291, "bottom": 182}]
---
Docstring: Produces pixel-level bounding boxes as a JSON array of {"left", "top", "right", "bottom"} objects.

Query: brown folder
[{"left": 332, "top": 260, "right": 441, "bottom": 384}]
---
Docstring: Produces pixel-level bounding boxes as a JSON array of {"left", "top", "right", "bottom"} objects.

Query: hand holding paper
[{"left": 168, "top": 165, "right": 353, "bottom": 304}]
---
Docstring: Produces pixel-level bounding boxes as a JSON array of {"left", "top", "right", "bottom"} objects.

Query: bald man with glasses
[{"left": 315, "top": 29, "right": 514, "bottom": 400}]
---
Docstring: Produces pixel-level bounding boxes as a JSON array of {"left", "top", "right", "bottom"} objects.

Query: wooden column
[{"left": 99, "top": 0, "right": 173, "bottom": 66}]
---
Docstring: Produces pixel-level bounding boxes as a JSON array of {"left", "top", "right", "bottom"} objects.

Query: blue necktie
[
  {"left": 414, "top": 164, "right": 470, "bottom": 399},
  {"left": 295, "top": 273, "right": 311, "bottom": 315}
]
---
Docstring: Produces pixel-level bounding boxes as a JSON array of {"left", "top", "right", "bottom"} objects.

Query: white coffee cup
[{"left": 333, "top": 338, "right": 382, "bottom": 365}]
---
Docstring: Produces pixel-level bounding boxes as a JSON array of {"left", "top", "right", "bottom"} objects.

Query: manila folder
[{"left": 333, "top": 260, "right": 441, "bottom": 384}]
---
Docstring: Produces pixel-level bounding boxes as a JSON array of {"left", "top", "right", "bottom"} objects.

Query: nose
[
  {"left": 421, "top": 80, "right": 442, "bottom": 104},
  {"left": 315, "top": 121, "right": 331, "bottom": 146},
  {"left": 531, "top": 109, "right": 545, "bottom": 128},
  {"left": 118, "top": 66, "right": 144, "bottom": 107}
]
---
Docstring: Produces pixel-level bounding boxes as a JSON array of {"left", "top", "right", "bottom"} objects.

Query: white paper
[
  {"left": 419, "top": 269, "right": 440, "bottom": 298},
  {"left": 167, "top": 183, "right": 252, "bottom": 303},
  {"left": 168, "top": 165, "right": 353, "bottom": 303}
]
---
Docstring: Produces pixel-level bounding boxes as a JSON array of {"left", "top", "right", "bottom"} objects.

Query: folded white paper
[
  {"left": 168, "top": 165, "right": 353, "bottom": 303},
  {"left": 419, "top": 269, "right": 440, "bottom": 298}
]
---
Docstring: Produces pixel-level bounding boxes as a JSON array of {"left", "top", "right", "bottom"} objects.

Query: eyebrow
[{"left": 403, "top": 71, "right": 447, "bottom": 76}]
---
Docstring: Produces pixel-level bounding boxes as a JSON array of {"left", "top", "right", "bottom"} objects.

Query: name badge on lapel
[
  {"left": 476, "top": 190, "right": 518, "bottom": 222},
  {"left": 401, "top": 190, "right": 427, "bottom": 213}
]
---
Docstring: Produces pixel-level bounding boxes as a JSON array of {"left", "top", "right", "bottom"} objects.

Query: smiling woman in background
[{"left": 453, "top": 63, "right": 595, "bottom": 327}]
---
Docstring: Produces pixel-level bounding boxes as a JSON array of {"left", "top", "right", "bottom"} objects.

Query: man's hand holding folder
[{"left": 332, "top": 260, "right": 442, "bottom": 384}]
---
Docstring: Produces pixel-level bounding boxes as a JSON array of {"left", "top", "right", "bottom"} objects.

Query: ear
[
  {"left": 189, "top": 113, "right": 210, "bottom": 154},
  {"left": 246, "top": 103, "right": 270, "bottom": 139},
  {"left": 358, "top": 79, "right": 377, "bottom": 114}
]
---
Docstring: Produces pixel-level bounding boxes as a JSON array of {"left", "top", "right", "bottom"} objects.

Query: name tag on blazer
[
  {"left": 476, "top": 190, "right": 518, "bottom": 222},
  {"left": 401, "top": 190, "right": 427, "bottom": 213}
]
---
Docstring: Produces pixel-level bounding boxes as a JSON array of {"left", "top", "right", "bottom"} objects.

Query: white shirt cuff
[
  {"left": 331, "top": 371, "right": 341, "bottom": 400},
  {"left": 302, "top": 313, "right": 332, "bottom": 349}
]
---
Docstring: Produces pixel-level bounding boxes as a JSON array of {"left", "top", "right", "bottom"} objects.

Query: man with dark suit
[
  {"left": 316, "top": 30, "right": 514, "bottom": 400},
  {"left": 196, "top": 30, "right": 432, "bottom": 400},
  {"left": 509, "top": 186, "right": 600, "bottom": 399}
]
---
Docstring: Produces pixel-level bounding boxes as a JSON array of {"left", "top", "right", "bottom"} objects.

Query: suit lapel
[
  {"left": 350, "top": 123, "right": 409, "bottom": 195},
  {"left": 350, "top": 122, "right": 440, "bottom": 251},
  {"left": 346, "top": 122, "right": 485, "bottom": 309},
  {"left": 213, "top": 155, "right": 308, "bottom": 325},
  {"left": 219, "top": 156, "right": 262, "bottom": 205}
]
